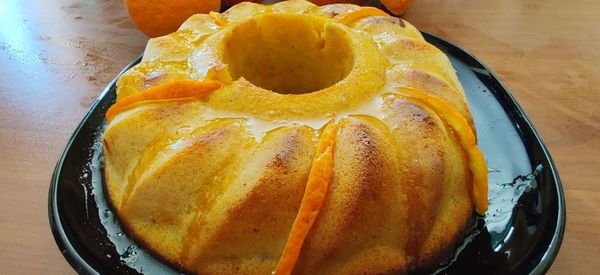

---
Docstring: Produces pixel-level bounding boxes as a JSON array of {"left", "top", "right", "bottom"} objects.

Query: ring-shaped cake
[{"left": 103, "top": 1, "right": 488, "bottom": 273}]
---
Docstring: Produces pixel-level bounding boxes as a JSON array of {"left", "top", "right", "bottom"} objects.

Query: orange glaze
[
  {"left": 275, "top": 123, "right": 337, "bottom": 275},
  {"left": 395, "top": 87, "right": 488, "bottom": 214},
  {"left": 106, "top": 80, "right": 222, "bottom": 122}
]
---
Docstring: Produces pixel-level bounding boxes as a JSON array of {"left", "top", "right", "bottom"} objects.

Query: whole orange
[
  {"left": 221, "top": 0, "right": 261, "bottom": 8},
  {"left": 380, "top": 0, "right": 413, "bottom": 15},
  {"left": 309, "top": 0, "right": 368, "bottom": 5},
  {"left": 124, "top": 0, "right": 221, "bottom": 37}
]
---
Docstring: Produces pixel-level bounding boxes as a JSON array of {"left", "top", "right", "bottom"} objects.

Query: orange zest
[
  {"left": 124, "top": 0, "right": 221, "bottom": 37},
  {"left": 275, "top": 123, "right": 338, "bottom": 275},
  {"left": 106, "top": 80, "right": 222, "bottom": 123},
  {"left": 395, "top": 88, "right": 488, "bottom": 214},
  {"left": 335, "top": 6, "right": 390, "bottom": 26}
]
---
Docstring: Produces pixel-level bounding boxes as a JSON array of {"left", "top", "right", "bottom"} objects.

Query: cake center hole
[{"left": 222, "top": 14, "right": 354, "bottom": 94}]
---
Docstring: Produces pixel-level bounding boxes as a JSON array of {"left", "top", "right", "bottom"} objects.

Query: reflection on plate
[{"left": 49, "top": 32, "right": 565, "bottom": 275}]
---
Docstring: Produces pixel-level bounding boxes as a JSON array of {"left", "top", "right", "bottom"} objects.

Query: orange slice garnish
[
  {"left": 395, "top": 88, "right": 488, "bottom": 214},
  {"left": 106, "top": 80, "right": 222, "bottom": 123},
  {"left": 275, "top": 123, "right": 338, "bottom": 275}
]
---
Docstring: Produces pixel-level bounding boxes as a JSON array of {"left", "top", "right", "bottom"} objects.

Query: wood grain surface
[{"left": 0, "top": 0, "right": 598, "bottom": 274}]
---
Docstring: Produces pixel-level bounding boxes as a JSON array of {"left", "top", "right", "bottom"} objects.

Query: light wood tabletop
[{"left": 0, "top": 0, "right": 598, "bottom": 274}]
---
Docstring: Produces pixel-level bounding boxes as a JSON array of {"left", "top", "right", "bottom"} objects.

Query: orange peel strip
[
  {"left": 275, "top": 123, "right": 337, "bottom": 275},
  {"left": 335, "top": 6, "right": 390, "bottom": 26},
  {"left": 395, "top": 88, "right": 488, "bottom": 214},
  {"left": 106, "top": 80, "right": 222, "bottom": 123}
]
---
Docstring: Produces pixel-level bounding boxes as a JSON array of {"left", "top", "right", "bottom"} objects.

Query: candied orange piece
[
  {"left": 275, "top": 123, "right": 337, "bottom": 275},
  {"left": 106, "top": 80, "right": 222, "bottom": 122},
  {"left": 124, "top": 0, "right": 221, "bottom": 37},
  {"left": 396, "top": 87, "right": 488, "bottom": 214}
]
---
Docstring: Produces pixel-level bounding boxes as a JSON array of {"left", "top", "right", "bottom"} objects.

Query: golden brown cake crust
[{"left": 102, "top": 0, "right": 487, "bottom": 274}]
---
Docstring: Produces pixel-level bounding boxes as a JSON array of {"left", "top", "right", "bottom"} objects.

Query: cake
[{"left": 102, "top": 0, "right": 488, "bottom": 274}]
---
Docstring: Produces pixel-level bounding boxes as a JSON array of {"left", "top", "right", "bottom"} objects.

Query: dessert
[{"left": 103, "top": 0, "right": 488, "bottom": 273}]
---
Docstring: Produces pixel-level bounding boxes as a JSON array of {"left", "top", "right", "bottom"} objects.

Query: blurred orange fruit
[
  {"left": 309, "top": 0, "right": 368, "bottom": 5},
  {"left": 380, "top": 0, "right": 412, "bottom": 15},
  {"left": 221, "top": 0, "right": 260, "bottom": 8},
  {"left": 124, "top": 0, "right": 221, "bottom": 37}
]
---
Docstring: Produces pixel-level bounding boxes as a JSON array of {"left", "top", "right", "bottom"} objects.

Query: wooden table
[{"left": 0, "top": 0, "right": 597, "bottom": 274}]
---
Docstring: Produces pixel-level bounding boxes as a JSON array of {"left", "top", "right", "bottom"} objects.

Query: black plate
[{"left": 49, "top": 32, "right": 565, "bottom": 275}]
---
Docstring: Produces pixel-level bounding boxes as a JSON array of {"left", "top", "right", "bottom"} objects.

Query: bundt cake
[{"left": 102, "top": 0, "right": 488, "bottom": 273}]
